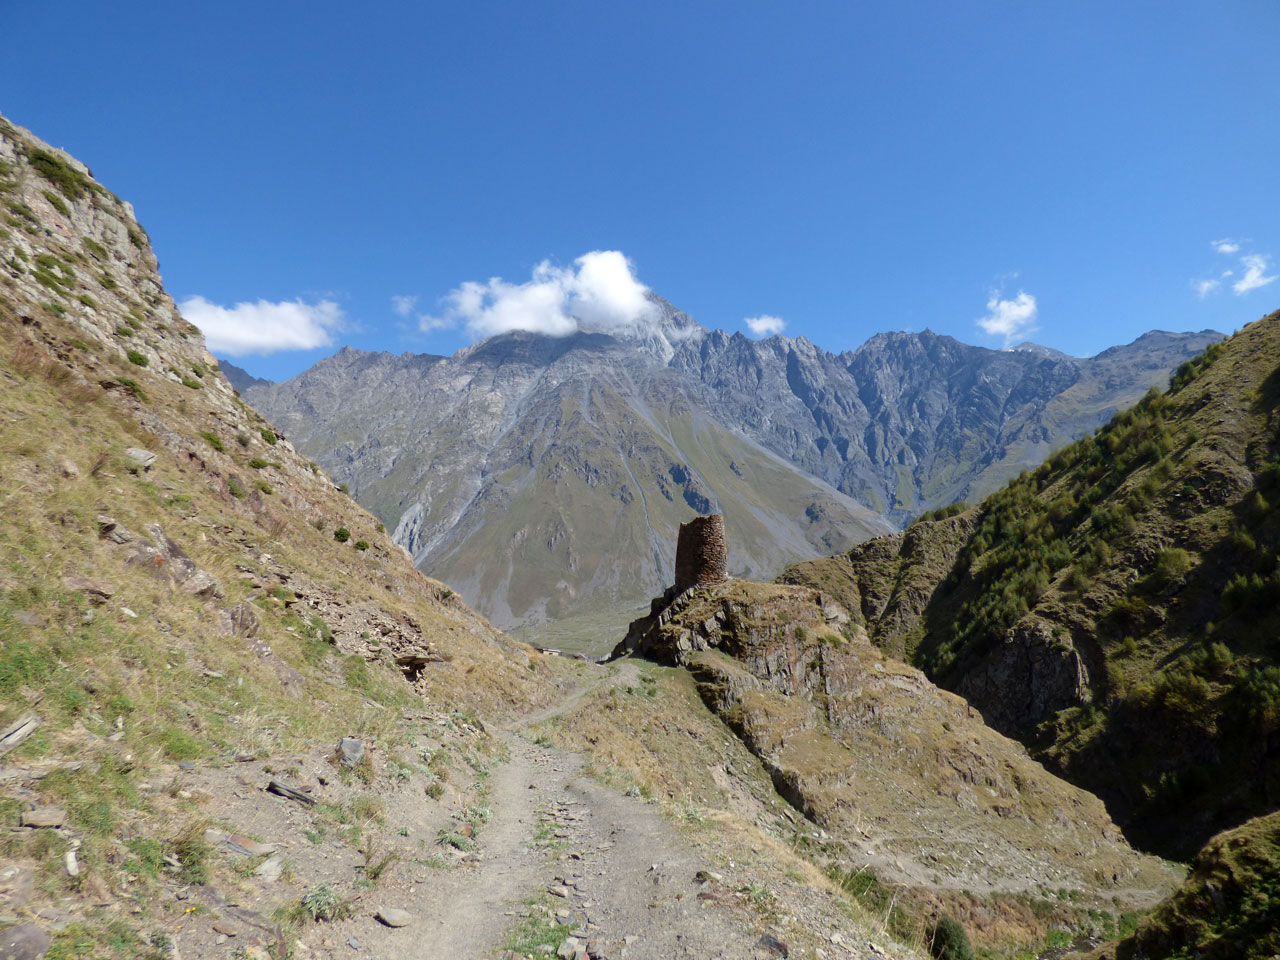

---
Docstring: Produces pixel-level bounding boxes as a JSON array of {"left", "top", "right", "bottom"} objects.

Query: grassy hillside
[
  {"left": 784, "top": 310, "right": 1280, "bottom": 857},
  {"left": 0, "top": 113, "right": 564, "bottom": 957},
  {"left": 1095, "top": 811, "right": 1280, "bottom": 960}
]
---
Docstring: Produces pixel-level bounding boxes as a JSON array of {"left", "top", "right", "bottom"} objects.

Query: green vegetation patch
[
  {"left": 29, "top": 148, "right": 92, "bottom": 199},
  {"left": 1111, "top": 811, "right": 1280, "bottom": 960}
]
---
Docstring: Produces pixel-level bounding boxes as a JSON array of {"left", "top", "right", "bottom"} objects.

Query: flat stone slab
[
  {"left": 0, "top": 922, "right": 50, "bottom": 960},
  {"left": 125, "top": 447, "right": 156, "bottom": 470},
  {"left": 20, "top": 807, "right": 64, "bottom": 828}
]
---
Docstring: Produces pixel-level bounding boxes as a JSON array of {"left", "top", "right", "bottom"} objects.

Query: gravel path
[{"left": 280, "top": 661, "right": 766, "bottom": 959}]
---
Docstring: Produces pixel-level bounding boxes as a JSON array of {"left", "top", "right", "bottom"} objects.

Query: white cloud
[
  {"left": 1193, "top": 278, "right": 1221, "bottom": 299},
  {"left": 391, "top": 294, "right": 418, "bottom": 317},
  {"left": 179, "top": 296, "right": 344, "bottom": 356},
  {"left": 1234, "top": 254, "right": 1276, "bottom": 295},
  {"left": 1213, "top": 238, "right": 1241, "bottom": 255},
  {"left": 745, "top": 315, "right": 786, "bottom": 337},
  {"left": 419, "top": 250, "right": 659, "bottom": 339},
  {"left": 976, "top": 290, "right": 1038, "bottom": 344}
]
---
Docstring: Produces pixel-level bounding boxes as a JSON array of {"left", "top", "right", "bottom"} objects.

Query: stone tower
[{"left": 673, "top": 514, "right": 729, "bottom": 592}]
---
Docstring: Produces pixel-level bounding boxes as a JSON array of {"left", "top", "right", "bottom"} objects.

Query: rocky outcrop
[
  {"left": 954, "top": 617, "right": 1092, "bottom": 732},
  {"left": 615, "top": 578, "right": 1175, "bottom": 899},
  {"left": 781, "top": 508, "right": 975, "bottom": 659}
]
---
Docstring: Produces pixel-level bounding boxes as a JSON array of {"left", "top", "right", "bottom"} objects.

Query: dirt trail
[
  {"left": 296, "top": 659, "right": 763, "bottom": 959},
  {"left": 512, "top": 660, "right": 640, "bottom": 730}
]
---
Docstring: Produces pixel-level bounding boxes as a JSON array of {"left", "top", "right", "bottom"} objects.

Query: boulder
[
  {"left": 376, "top": 907, "right": 412, "bottom": 927},
  {"left": 337, "top": 737, "right": 364, "bottom": 768},
  {"left": 125, "top": 447, "right": 156, "bottom": 470}
]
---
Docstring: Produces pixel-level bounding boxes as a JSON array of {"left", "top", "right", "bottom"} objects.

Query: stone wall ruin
[{"left": 673, "top": 514, "right": 729, "bottom": 592}]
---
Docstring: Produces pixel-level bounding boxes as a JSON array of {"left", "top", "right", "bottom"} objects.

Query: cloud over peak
[
  {"left": 977, "top": 290, "right": 1038, "bottom": 345},
  {"left": 745, "top": 315, "right": 786, "bottom": 337},
  {"left": 419, "top": 250, "right": 659, "bottom": 339},
  {"left": 179, "top": 296, "right": 344, "bottom": 356}
]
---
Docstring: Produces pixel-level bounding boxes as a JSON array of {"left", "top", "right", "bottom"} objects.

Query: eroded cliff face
[{"left": 615, "top": 580, "right": 1176, "bottom": 904}]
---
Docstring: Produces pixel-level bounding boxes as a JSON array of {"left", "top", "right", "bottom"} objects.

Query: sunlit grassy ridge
[{"left": 785, "top": 310, "right": 1280, "bottom": 858}]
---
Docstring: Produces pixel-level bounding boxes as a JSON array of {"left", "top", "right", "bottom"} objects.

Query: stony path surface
[
  {"left": 388, "top": 659, "right": 759, "bottom": 959},
  {"left": 182, "top": 661, "right": 770, "bottom": 960},
  {"left": 397, "top": 733, "right": 758, "bottom": 959}
]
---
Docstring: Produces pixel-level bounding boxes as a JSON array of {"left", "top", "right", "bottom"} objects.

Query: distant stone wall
[{"left": 674, "top": 514, "right": 728, "bottom": 591}]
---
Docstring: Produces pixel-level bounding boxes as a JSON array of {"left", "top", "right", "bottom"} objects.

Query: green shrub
[
  {"left": 297, "top": 884, "right": 350, "bottom": 922},
  {"left": 260, "top": 428, "right": 277, "bottom": 445},
  {"left": 81, "top": 236, "right": 107, "bottom": 260},
  {"left": 248, "top": 457, "right": 269, "bottom": 469},
  {"left": 1153, "top": 547, "right": 1192, "bottom": 584},
  {"left": 333, "top": 527, "right": 351, "bottom": 543},
  {"left": 42, "top": 190, "right": 70, "bottom": 216},
  {"left": 916, "top": 501, "right": 970, "bottom": 525},
  {"left": 199, "top": 430, "right": 225, "bottom": 452},
  {"left": 354, "top": 540, "right": 369, "bottom": 551},
  {"left": 126, "top": 349, "right": 148, "bottom": 367},
  {"left": 29, "top": 148, "right": 91, "bottom": 199},
  {"left": 115, "top": 376, "right": 148, "bottom": 402},
  {"left": 929, "top": 914, "right": 973, "bottom": 960},
  {"left": 227, "top": 477, "right": 245, "bottom": 499}
]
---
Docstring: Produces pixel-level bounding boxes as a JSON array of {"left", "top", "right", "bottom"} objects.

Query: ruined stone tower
[{"left": 673, "top": 514, "right": 729, "bottom": 592}]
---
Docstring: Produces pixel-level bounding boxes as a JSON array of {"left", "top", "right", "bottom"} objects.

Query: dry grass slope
[{"left": 0, "top": 113, "right": 569, "bottom": 958}]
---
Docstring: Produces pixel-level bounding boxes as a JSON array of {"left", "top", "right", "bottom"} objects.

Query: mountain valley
[
  {"left": 1, "top": 108, "right": 1277, "bottom": 960},
  {"left": 245, "top": 305, "right": 1218, "bottom": 651}
]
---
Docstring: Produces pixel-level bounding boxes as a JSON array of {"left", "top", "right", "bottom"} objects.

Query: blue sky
[{"left": 2, "top": 1, "right": 1277, "bottom": 380}]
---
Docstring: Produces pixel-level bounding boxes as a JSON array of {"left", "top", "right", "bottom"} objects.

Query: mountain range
[{"left": 244, "top": 303, "right": 1219, "bottom": 648}]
